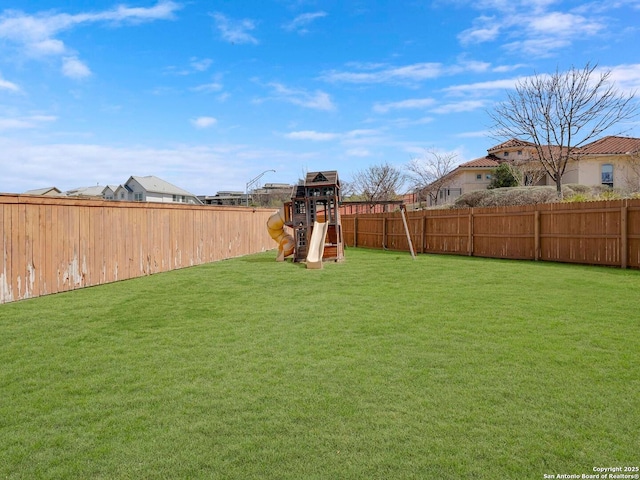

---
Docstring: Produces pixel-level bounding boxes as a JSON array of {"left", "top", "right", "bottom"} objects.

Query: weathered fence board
[
  {"left": 1, "top": 195, "right": 276, "bottom": 304},
  {"left": 343, "top": 198, "right": 640, "bottom": 269}
]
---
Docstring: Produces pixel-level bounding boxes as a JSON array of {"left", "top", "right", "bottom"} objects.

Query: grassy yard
[{"left": 1, "top": 248, "right": 638, "bottom": 479}]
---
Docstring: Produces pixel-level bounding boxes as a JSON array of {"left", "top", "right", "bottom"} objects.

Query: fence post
[
  {"left": 534, "top": 210, "right": 540, "bottom": 261},
  {"left": 353, "top": 214, "right": 358, "bottom": 247},
  {"left": 468, "top": 208, "right": 474, "bottom": 256},
  {"left": 421, "top": 214, "right": 426, "bottom": 254},
  {"left": 621, "top": 204, "right": 628, "bottom": 269},
  {"left": 382, "top": 215, "right": 387, "bottom": 249}
]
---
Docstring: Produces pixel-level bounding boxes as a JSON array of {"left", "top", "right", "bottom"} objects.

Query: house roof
[
  {"left": 65, "top": 185, "right": 106, "bottom": 197},
  {"left": 459, "top": 156, "right": 500, "bottom": 168},
  {"left": 304, "top": 171, "right": 339, "bottom": 187},
  {"left": 487, "top": 139, "right": 536, "bottom": 152},
  {"left": 127, "top": 175, "right": 198, "bottom": 198},
  {"left": 24, "top": 187, "right": 61, "bottom": 196},
  {"left": 101, "top": 185, "right": 120, "bottom": 193},
  {"left": 578, "top": 136, "right": 640, "bottom": 155}
]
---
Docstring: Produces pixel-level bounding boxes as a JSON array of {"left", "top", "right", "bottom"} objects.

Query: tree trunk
[{"left": 555, "top": 176, "right": 563, "bottom": 199}]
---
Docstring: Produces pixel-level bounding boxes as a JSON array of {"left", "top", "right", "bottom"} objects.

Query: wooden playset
[{"left": 267, "top": 170, "right": 344, "bottom": 267}]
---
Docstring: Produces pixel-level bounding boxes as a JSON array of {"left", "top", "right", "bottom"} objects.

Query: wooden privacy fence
[
  {"left": 1, "top": 194, "right": 276, "bottom": 304},
  {"left": 343, "top": 198, "right": 640, "bottom": 269}
]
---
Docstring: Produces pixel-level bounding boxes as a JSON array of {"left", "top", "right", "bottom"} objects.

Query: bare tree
[
  {"left": 490, "top": 63, "right": 638, "bottom": 198},
  {"left": 503, "top": 158, "right": 547, "bottom": 186},
  {"left": 406, "top": 149, "right": 458, "bottom": 206},
  {"left": 623, "top": 153, "right": 640, "bottom": 193},
  {"left": 351, "top": 162, "right": 405, "bottom": 208},
  {"left": 339, "top": 179, "right": 356, "bottom": 199}
]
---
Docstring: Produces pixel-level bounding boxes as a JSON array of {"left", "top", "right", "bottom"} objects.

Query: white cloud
[
  {"left": 190, "top": 57, "right": 212, "bottom": 72},
  {"left": 191, "top": 116, "right": 217, "bottom": 128},
  {"left": 322, "top": 61, "right": 492, "bottom": 86},
  {"left": 607, "top": 63, "right": 640, "bottom": 94},
  {"left": 458, "top": 16, "right": 500, "bottom": 45},
  {"left": 0, "top": 114, "right": 56, "bottom": 130},
  {"left": 285, "top": 130, "right": 339, "bottom": 141},
  {"left": 373, "top": 98, "right": 436, "bottom": 113},
  {"left": 443, "top": 78, "right": 520, "bottom": 94},
  {"left": 211, "top": 12, "right": 258, "bottom": 44},
  {"left": 0, "top": 2, "right": 180, "bottom": 75},
  {"left": 431, "top": 100, "right": 488, "bottom": 114},
  {"left": 62, "top": 56, "right": 91, "bottom": 79},
  {"left": 166, "top": 57, "right": 213, "bottom": 75},
  {"left": 28, "top": 38, "right": 66, "bottom": 56},
  {"left": 529, "top": 11, "right": 602, "bottom": 36},
  {"left": 458, "top": 2, "right": 606, "bottom": 56},
  {"left": 285, "top": 128, "right": 383, "bottom": 144},
  {"left": 191, "top": 82, "right": 223, "bottom": 93},
  {"left": 0, "top": 74, "right": 20, "bottom": 92},
  {"left": 322, "top": 62, "right": 445, "bottom": 85},
  {"left": 265, "top": 83, "right": 335, "bottom": 111},
  {"left": 0, "top": 138, "right": 297, "bottom": 195},
  {"left": 0, "top": 118, "right": 33, "bottom": 129},
  {"left": 492, "top": 63, "right": 527, "bottom": 73},
  {"left": 283, "top": 11, "right": 327, "bottom": 33},
  {"left": 455, "top": 130, "right": 492, "bottom": 138},
  {"left": 345, "top": 148, "right": 371, "bottom": 157}
]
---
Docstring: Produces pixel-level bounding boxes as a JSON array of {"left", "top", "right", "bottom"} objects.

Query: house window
[
  {"left": 486, "top": 174, "right": 492, "bottom": 180},
  {"left": 601, "top": 164, "right": 613, "bottom": 187},
  {"left": 134, "top": 193, "right": 143, "bottom": 201},
  {"left": 476, "top": 174, "right": 482, "bottom": 180},
  {"left": 120, "top": 193, "right": 125, "bottom": 199},
  {"left": 517, "top": 150, "right": 523, "bottom": 155},
  {"left": 504, "top": 151, "right": 509, "bottom": 157}
]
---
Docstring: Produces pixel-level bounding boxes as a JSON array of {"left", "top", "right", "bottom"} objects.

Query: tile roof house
[
  {"left": 422, "top": 135, "right": 640, "bottom": 205},
  {"left": 418, "top": 155, "right": 503, "bottom": 206}
]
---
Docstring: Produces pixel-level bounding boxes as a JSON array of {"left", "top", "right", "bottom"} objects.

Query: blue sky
[{"left": 1, "top": 0, "right": 640, "bottom": 195}]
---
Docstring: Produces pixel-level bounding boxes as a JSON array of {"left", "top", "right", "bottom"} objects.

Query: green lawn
[{"left": 1, "top": 248, "right": 638, "bottom": 479}]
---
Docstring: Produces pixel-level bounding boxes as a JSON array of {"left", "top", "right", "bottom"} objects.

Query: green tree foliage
[{"left": 488, "top": 163, "right": 518, "bottom": 189}]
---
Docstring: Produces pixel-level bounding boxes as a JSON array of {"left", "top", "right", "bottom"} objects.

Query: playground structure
[
  {"left": 266, "top": 206, "right": 295, "bottom": 261},
  {"left": 267, "top": 170, "right": 344, "bottom": 267}
]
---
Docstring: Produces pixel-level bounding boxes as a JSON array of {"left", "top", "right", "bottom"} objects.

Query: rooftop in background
[{"left": 577, "top": 136, "right": 640, "bottom": 155}]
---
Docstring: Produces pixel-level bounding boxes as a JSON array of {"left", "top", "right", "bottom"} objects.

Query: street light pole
[{"left": 245, "top": 169, "right": 276, "bottom": 206}]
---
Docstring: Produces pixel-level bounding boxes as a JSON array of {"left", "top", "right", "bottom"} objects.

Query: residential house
[
  {"left": 65, "top": 185, "right": 107, "bottom": 198},
  {"left": 424, "top": 135, "right": 640, "bottom": 205},
  {"left": 418, "top": 155, "right": 503, "bottom": 206},
  {"left": 199, "top": 191, "right": 246, "bottom": 206},
  {"left": 488, "top": 135, "right": 640, "bottom": 190},
  {"left": 24, "top": 187, "right": 62, "bottom": 196},
  {"left": 116, "top": 176, "right": 203, "bottom": 204},
  {"left": 570, "top": 136, "right": 640, "bottom": 190},
  {"left": 101, "top": 185, "right": 119, "bottom": 200}
]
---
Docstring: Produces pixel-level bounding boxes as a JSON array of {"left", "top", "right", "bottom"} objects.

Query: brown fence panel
[
  {"left": 423, "top": 209, "right": 470, "bottom": 255},
  {"left": 342, "top": 198, "right": 640, "bottom": 269},
  {"left": 472, "top": 205, "right": 536, "bottom": 260},
  {"left": 629, "top": 203, "right": 640, "bottom": 269},
  {"left": 539, "top": 201, "right": 623, "bottom": 267},
  {"left": 1, "top": 195, "right": 276, "bottom": 304}
]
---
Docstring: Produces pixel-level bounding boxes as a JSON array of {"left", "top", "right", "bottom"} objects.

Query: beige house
[
  {"left": 426, "top": 135, "right": 640, "bottom": 205},
  {"left": 488, "top": 136, "right": 640, "bottom": 190}
]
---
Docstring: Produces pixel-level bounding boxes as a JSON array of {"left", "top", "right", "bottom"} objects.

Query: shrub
[
  {"left": 488, "top": 164, "right": 518, "bottom": 189},
  {"left": 453, "top": 186, "right": 575, "bottom": 208}
]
